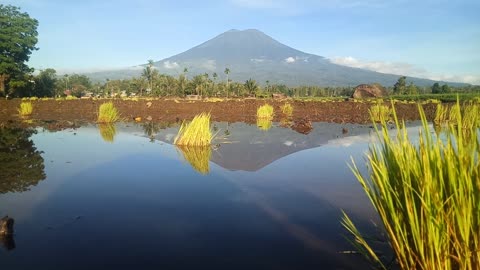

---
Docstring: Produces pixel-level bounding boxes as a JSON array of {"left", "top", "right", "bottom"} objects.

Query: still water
[{"left": 0, "top": 121, "right": 421, "bottom": 269}]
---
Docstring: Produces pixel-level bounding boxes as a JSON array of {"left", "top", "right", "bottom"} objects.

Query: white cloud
[
  {"left": 285, "top": 57, "right": 296, "bottom": 63},
  {"left": 163, "top": 61, "right": 179, "bottom": 69},
  {"left": 330, "top": 56, "right": 480, "bottom": 85},
  {"left": 251, "top": 58, "right": 266, "bottom": 63},
  {"left": 201, "top": 60, "right": 216, "bottom": 71}
]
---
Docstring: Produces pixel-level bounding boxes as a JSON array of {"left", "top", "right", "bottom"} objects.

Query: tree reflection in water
[{"left": 0, "top": 127, "right": 46, "bottom": 194}]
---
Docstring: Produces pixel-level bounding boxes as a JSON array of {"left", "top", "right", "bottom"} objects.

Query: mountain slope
[{"left": 87, "top": 29, "right": 465, "bottom": 87}]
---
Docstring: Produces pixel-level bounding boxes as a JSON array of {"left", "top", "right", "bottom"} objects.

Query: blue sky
[{"left": 5, "top": 0, "right": 480, "bottom": 84}]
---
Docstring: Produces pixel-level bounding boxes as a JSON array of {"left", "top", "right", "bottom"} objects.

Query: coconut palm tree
[
  {"left": 142, "top": 60, "right": 155, "bottom": 93},
  {"left": 224, "top": 68, "right": 230, "bottom": 97},
  {"left": 244, "top": 78, "right": 258, "bottom": 96}
]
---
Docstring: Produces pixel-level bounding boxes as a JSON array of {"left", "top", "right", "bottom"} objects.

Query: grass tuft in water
[
  {"left": 174, "top": 112, "right": 212, "bottom": 146},
  {"left": 280, "top": 103, "right": 293, "bottom": 116},
  {"left": 176, "top": 146, "right": 211, "bottom": 174},
  {"left": 18, "top": 102, "right": 33, "bottom": 116},
  {"left": 369, "top": 103, "right": 392, "bottom": 122},
  {"left": 257, "top": 104, "right": 274, "bottom": 120},
  {"left": 343, "top": 101, "right": 480, "bottom": 270},
  {"left": 97, "top": 102, "right": 120, "bottom": 123},
  {"left": 98, "top": 123, "right": 116, "bottom": 143}
]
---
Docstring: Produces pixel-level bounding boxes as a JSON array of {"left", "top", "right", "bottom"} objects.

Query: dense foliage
[{"left": 0, "top": 5, "right": 38, "bottom": 97}]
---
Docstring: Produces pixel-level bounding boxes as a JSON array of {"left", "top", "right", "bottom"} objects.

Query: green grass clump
[
  {"left": 65, "top": 95, "right": 77, "bottom": 100},
  {"left": 343, "top": 102, "right": 480, "bottom": 270},
  {"left": 18, "top": 102, "right": 33, "bottom": 116},
  {"left": 369, "top": 104, "right": 392, "bottom": 122},
  {"left": 435, "top": 102, "right": 479, "bottom": 129},
  {"left": 257, "top": 104, "right": 274, "bottom": 119},
  {"left": 97, "top": 102, "right": 120, "bottom": 123},
  {"left": 174, "top": 112, "right": 212, "bottom": 146},
  {"left": 280, "top": 103, "right": 293, "bottom": 116}
]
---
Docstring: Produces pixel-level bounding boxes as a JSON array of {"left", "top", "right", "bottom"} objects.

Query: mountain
[{"left": 87, "top": 29, "right": 465, "bottom": 87}]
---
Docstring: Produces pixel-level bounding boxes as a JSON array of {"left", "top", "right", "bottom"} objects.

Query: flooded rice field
[{"left": 0, "top": 121, "right": 424, "bottom": 269}]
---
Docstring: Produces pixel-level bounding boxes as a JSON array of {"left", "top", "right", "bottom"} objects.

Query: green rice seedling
[
  {"left": 174, "top": 112, "right": 213, "bottom": 146},
  {"left": 256, "top": 118, "right": 273, "bottom": 131},
  {"left": 369, "top": 104, "right": 392, "bottom": 122},
  {"left": 281, "top": 103, "right": 293, "bottom": 116},
  {"left": 176, "top": 146, "right": 211, "bottom": 174},
  {"left": 257, "top": 104, "right": 274, "bottom": 120},
  {"left": 29, "top": 97, "right": 38, "bottom": 101},
  {"left": 65, "top": 95, "right": 78, "bottom": 100},
  {"left": 98, "top": 123, "right": 116, "bottom": 143},
  {"left": 343, "top": 102, "right": 480, "bottom": 270},
  {"left": 18, "top": 102, "right": 33, "bottom": 116},
  {"left": 97, "top": 102, "right": 120, "bottom": 123},
  {"left": 435, "top": 102, "right": 479, "bottom": 129}
]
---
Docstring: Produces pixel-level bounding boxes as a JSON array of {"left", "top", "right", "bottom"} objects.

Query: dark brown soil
[{"left": 0, "top": 98, "right": 437, "bottom": 126}]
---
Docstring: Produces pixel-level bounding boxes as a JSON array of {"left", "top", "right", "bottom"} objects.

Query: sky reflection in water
[{"left": 0, "top": 121, "right": 423, "bottom": 270}]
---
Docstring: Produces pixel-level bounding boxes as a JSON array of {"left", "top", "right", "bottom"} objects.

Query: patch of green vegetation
[
  {"left": 343, "top": 102, "right": 480, "bottom": 270},
  {"left": 18, "top": 101, "right": 33, "bottom": 116},
  {"left": 390, "top": 93, "right": 480, "bottom": 103},
  {"left": 174, "top": 112, "right": 212, "bottom": 146},
  {"left": 97, "top": 102, "right": 120, "bottom": 123}
]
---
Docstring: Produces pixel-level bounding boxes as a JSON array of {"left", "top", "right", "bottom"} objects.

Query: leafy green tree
[
  {"left": 0, "top": 127, "right": 45, "bottom": 194},
  {"left": 441, "top": 84, "right": 451, "bottom": 93},
  {"left": 68, "top": 74, "right": 92, "bottom": 97},
  {"left": 33, "top": 68, "right": 57, "bottom": 97},
  {"left": 393, "top": 76, "right": 407, "bottom": 94},
  {"left": 0, "top": 5, "right": 38, "bottom": 97},
  {"left": 431, "top": 82, "right": 441, "bottom": 94},
  {"left": 406, "top": 82, "right": 418, "bottom": 95}
]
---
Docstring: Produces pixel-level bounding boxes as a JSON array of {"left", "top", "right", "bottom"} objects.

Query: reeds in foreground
[
  {"left": 98, "top": 123, "right": 116, "bottom": 143},
  {"left": 18, "top": 102, "right": 33, "bottom": 116},
  {"left": 176, "top": 146, "right": 211, "bottom": 174},
  {"left": 97, "top": 102, "right": 120, "bottom": 123},
  {"left": 174, "top": 112, "right": 212, "bottom": 146},
  {"left": 257, "top": 104, "right": 274, "bottom": 120},
  {"left": 343, "top": 101, "right": 480, "bottom": 270}
]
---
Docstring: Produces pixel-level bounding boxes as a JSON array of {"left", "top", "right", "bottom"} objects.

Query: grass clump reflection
[
  {"left": 174, "top": 112, "right": 212, "bottom": 146},
  {"left": 256, "top": 118, "right": 272, "bottom": 131},
  {"left": 176, "top": 146, "right": 211, "bottom": 174},
  {"left": 98, "top": 123, "right": 116, "bottom": 143},
  {"left": 343, "top": 101, "right": 480, "bottom": 270},
  {"left": 18, "top": 102, "right": 33, "bottom": 116},
  {"left": 97, "top": 102, "right": 120, "bottom": 123}
]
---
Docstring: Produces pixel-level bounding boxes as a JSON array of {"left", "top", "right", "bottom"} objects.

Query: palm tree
[
  {"left": 224, "top": 68, "right": 230, "bottom": 98},
  {"left": 244, "top": 78, "right": 258, "bottom": 96},
  {"left": 142, "top": 60, "right": 155, "bottom": 93}
]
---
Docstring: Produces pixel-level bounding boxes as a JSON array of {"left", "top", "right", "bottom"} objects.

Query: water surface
[{"left": 0, "top": 121, "right": 421, "bottom": 269}]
